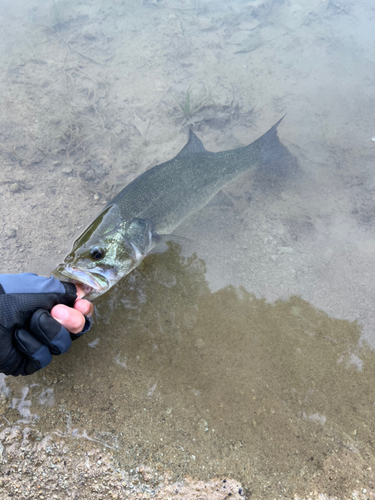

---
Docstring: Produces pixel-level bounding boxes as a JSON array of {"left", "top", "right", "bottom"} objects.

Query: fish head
[{"left": 54, "top": 204, "right": 154, "bottom": 299}]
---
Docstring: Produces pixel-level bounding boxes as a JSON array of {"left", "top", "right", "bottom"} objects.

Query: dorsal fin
[{"left": 176, "top": 129, "right": 207, "bottom": 157}]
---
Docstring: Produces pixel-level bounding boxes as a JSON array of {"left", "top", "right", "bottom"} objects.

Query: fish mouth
[{"left": 54, "top": 264, "right": 109, "bottom": 297}]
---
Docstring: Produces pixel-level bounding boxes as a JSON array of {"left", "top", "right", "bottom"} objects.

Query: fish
[{"left": 55, "top": 116, "right": 291, "bottom": 299}]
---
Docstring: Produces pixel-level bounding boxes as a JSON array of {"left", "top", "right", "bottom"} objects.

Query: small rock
[
  {"left": 278, "top": 246, "right": 294, "bottom": 254},
  {"left": 195, "top": 338, "right": 205, "bottom": 349},
  {"left": 82, "top": 26, "right": 97, "bottom": 40},
  {"left": 81, "top": 169, "right": 96, "bottom": 182},
  {"left": 62, "top": 166, "right": 73, "bottom": 175},
  {"left": 133, "top": 112, "right": 149, "bottom": 138},
  {"left": 9, "top": 182, "right": 21, "bottom": 193},
  {"left": 5, "top": 227, "right": 17, "bottom": 239}
]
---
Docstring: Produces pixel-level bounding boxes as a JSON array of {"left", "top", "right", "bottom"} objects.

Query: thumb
[{"left": 51, "top": 304, "right": 86, "bottom": 334}]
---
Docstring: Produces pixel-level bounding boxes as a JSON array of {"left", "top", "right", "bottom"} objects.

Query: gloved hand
[{"left": 0, "top": 273, "right": 91, "bottom": 376}]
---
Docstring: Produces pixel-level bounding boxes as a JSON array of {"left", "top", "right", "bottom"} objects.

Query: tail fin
[{"left": 255, "top": 114, "right": 298, "bottom": 177}]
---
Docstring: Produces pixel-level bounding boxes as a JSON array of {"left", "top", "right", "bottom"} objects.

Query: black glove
[{"left": 0, "top": 273, "right": 91, "bottom": 376}]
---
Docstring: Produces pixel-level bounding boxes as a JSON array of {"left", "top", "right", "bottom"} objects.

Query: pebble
[
  {"left": 82, "top": 26, "right": 97, "bottom": 40},
  {"left": 195, "top": 338, "right": 205, "bottom": 349},
  {"left": 5, "top": 227, "right": 17, "bottom": 239},
  {"left": 62, "top": 167, "right": 73, "bottom": 175},
  {"left": 81, "top": 169, "right": 96, "bottom": 181},
  {"left": 9, "top": 182, "right": 21, "bottom": 193},
  {"left": 278, "top": 246, "right": 294, "bottom": 254}
]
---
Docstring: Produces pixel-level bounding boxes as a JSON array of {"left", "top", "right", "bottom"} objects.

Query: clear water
[{"left": 1, "top": 0, "right": 375, "bottom": 497}]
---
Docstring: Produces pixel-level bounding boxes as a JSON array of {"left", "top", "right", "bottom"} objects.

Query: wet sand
[{"left": 1, "top": 0, "right": 375, "bottom": 498}]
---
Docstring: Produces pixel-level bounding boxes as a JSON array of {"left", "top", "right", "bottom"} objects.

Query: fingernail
[
  {"left": 82, "top": 304, "right": 91, "bottom": 315},
  {"left": 75, "top": 299, "right": 91, "bottom": 315},
  {"left": 52, "top": 306, "right": 69, "bottom": 321}
]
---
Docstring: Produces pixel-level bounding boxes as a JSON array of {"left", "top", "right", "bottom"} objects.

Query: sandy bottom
[{"left": 1, "top": 0, "right": 375, "bottom": 498}]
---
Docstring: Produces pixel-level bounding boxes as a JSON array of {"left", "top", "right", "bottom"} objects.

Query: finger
[
  {"left": 73, "top": 298, "right": 94, "bottom": 316},
  {"left": 15, "top": 328, "right": 53, "bottom": 371},
  {"left": 51, "top": 304, "right": 86, "bottom": 334},
  {"left": 30, "top": 309, "right": 72, "bottom": 354}
]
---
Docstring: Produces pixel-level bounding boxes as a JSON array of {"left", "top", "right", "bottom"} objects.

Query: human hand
[
  {"left": 51, "top": 285, "right": 94, "bottom": 334},
  {"left": 0, "top": 274, "right": 93, "bottom": 376}
]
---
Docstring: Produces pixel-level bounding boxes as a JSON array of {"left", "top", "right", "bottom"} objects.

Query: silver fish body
[{"left": 55, "top": 116, "right": 289, "bottom": 298}]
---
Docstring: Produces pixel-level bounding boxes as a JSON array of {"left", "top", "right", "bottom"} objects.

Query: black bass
[{"left": 55, "top": 117, "right": 289, "bottom": 298}]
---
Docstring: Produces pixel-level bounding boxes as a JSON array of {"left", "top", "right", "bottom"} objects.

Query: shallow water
[{"left": 1, "top": 0, "right": 375, "bottom": 497}]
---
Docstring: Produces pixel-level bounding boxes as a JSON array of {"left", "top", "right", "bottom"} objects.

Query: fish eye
[{"left": 90, "top": 246, "right": 105, "bottom": 261}]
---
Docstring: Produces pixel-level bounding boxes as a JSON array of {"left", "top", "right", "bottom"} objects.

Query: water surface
[{"left": 1, "top": 0, "right": 375, "bottom": 497}]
